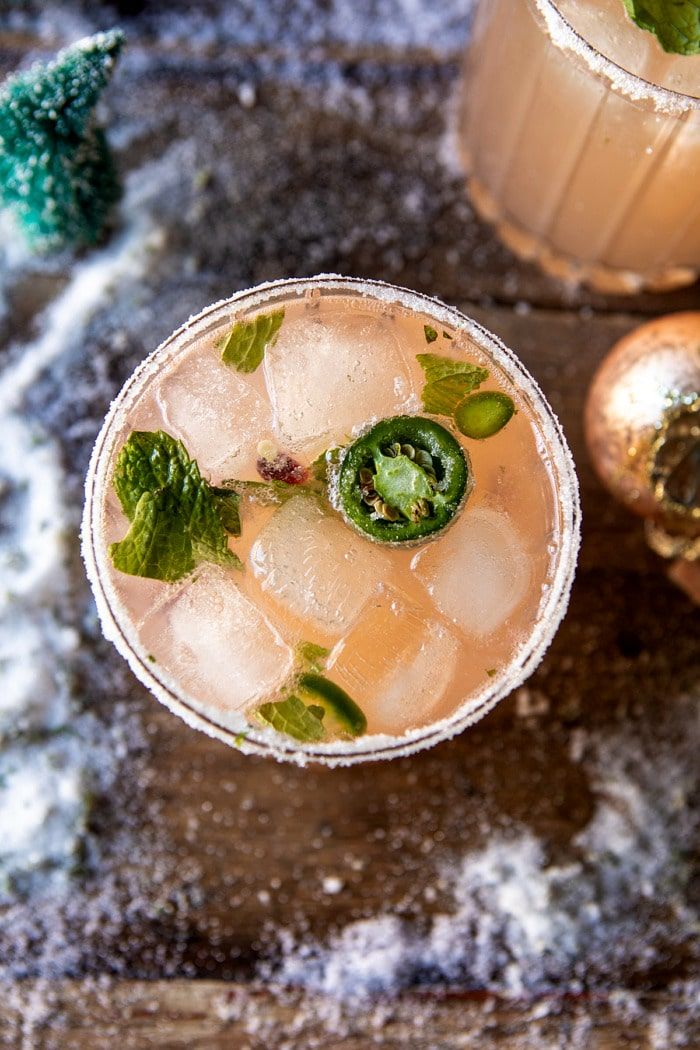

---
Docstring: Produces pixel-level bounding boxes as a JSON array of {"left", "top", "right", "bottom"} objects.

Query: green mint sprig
[
  {"left": 110, "top": 430, "right": 242, "bottom": 582},
  {"left": 219, "top": 310, "right": 285, "bottom": 373},
  {"left": 422, "top": 373, "right": 488, "bottom": 415},
  {"left": 417, "top": 352, "right": 490, "bottom": 386},
  {"left": 623, "top": 0, "right": 699, "bottom": 55},
  {"left": 210, "top": 487, "right": 242, "bottom": 535}
]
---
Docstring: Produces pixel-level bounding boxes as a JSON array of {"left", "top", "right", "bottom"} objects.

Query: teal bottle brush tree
[{"left": 0, "top": 29, "right": 124, "bottom": 251}]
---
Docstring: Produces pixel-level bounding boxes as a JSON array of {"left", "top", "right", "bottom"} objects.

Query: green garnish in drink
[
  {"left": 454, "top": 391, "right": 516, "bottom": 440},
  {"left": 623, "top": 0, "right": 700, "bottom": 55},
  {"left": 109, "top": 431, "right": 242, "bottom": 582},
  {"left": 417, "top": 352, "right": 489, "bottom": 415},
  {"left": 417, "top": 351, "right": 514, "bottom": 439},
  {"left": 257, "top": 674, "right": 366, "bottom": 742},
  {"left": 219, "top": 310, "right": 285, "bottom": 373},
  {"left": 335, "top": 416, "right": 470, "bottom": 544}
]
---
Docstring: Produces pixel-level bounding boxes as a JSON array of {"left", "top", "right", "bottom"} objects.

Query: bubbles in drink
[
  {"left": 249, "top": 495, "right": 389, "bottom": 639},
  {"left": 412, "top": 507, "right": 531, "bottom": 638},
  {"left": 264, "top": 310, "right": 416, "bottom": 455}
]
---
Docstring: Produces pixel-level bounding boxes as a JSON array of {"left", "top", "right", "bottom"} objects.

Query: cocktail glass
[
  {"left": 460, "top": 0, "right": 700, "bottom": 293},
  {"left": 82, "top": 276, "right": 580, "bottom": 766}
]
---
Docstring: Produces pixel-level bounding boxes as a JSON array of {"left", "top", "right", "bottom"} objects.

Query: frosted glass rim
[
  {"left": 534, "top": 0, "right": 700, "bottom": 113},
  {"left": 82, "top": 274, "right": 581, "bottom": 767}
]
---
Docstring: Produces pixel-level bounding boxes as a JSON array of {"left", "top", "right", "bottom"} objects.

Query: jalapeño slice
[
  {"left": 297, "top": 673, "right": 367, "bottom": 738},
  {"left": 335, "top": 416, "right": 471, "bottom": 545}
]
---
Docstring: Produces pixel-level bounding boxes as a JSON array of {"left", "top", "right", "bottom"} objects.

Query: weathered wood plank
[{"left": 1, "top": 981, "right": 697, "bottom": 1049}]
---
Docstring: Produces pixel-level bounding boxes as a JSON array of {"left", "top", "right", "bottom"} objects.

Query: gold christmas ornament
[{"left": 585, "top": 312, "right": 700, "bottom": 570}]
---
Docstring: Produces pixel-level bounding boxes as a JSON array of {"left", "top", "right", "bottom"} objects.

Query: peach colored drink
[
  {"left": 82, "top": 277, "right": 579, "bottom": 765},
  {"left": 460, "top": 0, "right": 700, "bottom": 293}
]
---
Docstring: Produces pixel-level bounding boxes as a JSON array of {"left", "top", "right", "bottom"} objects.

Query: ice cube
[
  {"left": 156, "top": 351, "right": 272, "bottom": 479},
  {"left": 249, "top": 495, "right": 389, "bottom": 638},
  {"left": 139, "top": 565, "right": 293, "bottom": 720},
  {"left": 328, "top": 590, "right": 460, "bottom": 734},
  {"left": 412, "top": 507, "right": 531, "bottom": 638},
  {"left": 263, "top": 310, "right": 415, "bottom": 455}
]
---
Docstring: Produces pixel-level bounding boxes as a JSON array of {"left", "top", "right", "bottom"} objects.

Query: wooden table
[{"left": 0, "top": 9, "right": 698, "bottom": 1047}]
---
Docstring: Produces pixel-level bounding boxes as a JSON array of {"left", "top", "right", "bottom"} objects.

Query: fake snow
[
  {"left": 266, "top": 717, "right": 700, "bottom": 1002},
  {"left": 0, "top": 167, "right": 157, "bottom": 906},
  {"left": 4, "top": 0, "right": 476, "bottom": 55}
]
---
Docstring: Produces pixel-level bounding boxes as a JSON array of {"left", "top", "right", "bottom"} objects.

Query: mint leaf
[
  {"left": 373, "top": 452, "right": 436, "bottom": 521},
  {"left": 110, "top": 490, "right": 188, "bottom": 582},
  {"left": 424, "top": 324, "right": 438, "bottom": 344},
  {"left": 417, "top": 352, "right": 489, "bottom": 386},
  {"left": 623, "top": 0, "right": 700, "bottom": 55},
  {"left": 112, "top": 429, "right": 183, "bottom": 520},
  {"left": 210, "top": 487, "right": 241, "bottom": 535},
  {"left": 422, "top": 374, "right": 485, "bottom": 415},
  {"left": 296, "top": 641, "right": 331, "bottom": 672},
  {"left": 417, "top": 353, "right": 489, "bottom": 416},
  {"left": 256, "top": 695, "right": 325, "bottom": 742},
  {"left": 310, "top": 446, "right": 341, "bottom": 485},
  {"left": 110, "top": 431, "right": 242, "bottom": 582},
  {"left": 219, "top": 310, "right": 285, "bottom": 373}
]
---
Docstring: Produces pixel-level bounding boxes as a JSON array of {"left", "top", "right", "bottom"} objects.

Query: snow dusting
[{"left": 265, "top": 715, "right": 699, "bottom": 1003}]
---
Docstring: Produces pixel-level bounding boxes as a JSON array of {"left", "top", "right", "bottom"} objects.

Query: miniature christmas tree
[{"left": 0, "top": 30, "right": 124, "bottom": 251}]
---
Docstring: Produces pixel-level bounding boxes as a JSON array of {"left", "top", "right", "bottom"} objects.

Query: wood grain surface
[{"left": 4, "top": 981, "right": 700, "bottom": 1049}]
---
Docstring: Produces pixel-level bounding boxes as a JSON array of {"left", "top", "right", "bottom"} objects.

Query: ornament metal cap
[{"left": 585, "top": 312, "right": 700, "bottom": 581}]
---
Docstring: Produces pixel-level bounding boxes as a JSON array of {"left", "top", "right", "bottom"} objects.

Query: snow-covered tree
[{"left": 0, "top": 30, "right": 124, "bottom": 250}]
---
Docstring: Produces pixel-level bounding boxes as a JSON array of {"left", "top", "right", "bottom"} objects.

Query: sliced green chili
[
  {"left": 454, "top": 391, "right": 515, "bottom": 439},
  {"left": 335, "top": 416, "right": 471, "bottom": 545},
  {"left": 296, "top": 673, "right": 367, "bottom": 737}
]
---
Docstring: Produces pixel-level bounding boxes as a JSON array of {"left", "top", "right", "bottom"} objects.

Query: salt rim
[
  {"left": 81, "top": 275, "right": 581, "bottom": 768},
  {"left": 533, "top": 0, "right": 700, "bottom": 115}
]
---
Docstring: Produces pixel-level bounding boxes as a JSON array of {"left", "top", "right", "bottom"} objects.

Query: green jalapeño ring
[
  {"left": 335, "top": 416, "right": 472, "bottom": 545},
  {"left": 82, "top": 276, "right": 580, "bottom": 766}
]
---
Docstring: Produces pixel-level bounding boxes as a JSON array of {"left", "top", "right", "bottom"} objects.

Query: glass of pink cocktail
[{"left": 83, "top": 276, "right": 579, "bottom": 765}]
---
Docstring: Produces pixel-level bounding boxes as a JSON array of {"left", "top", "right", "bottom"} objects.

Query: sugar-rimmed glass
[
  {"left": 460, "top": 0, "right": 700, "bottom": 294},
  {"left": 82, "top": 276, "right": 580, "bottom": 766}
]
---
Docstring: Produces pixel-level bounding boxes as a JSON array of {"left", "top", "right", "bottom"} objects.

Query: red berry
[{"left": 256, "top": 452, "right": 309, "bottom": 485}]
